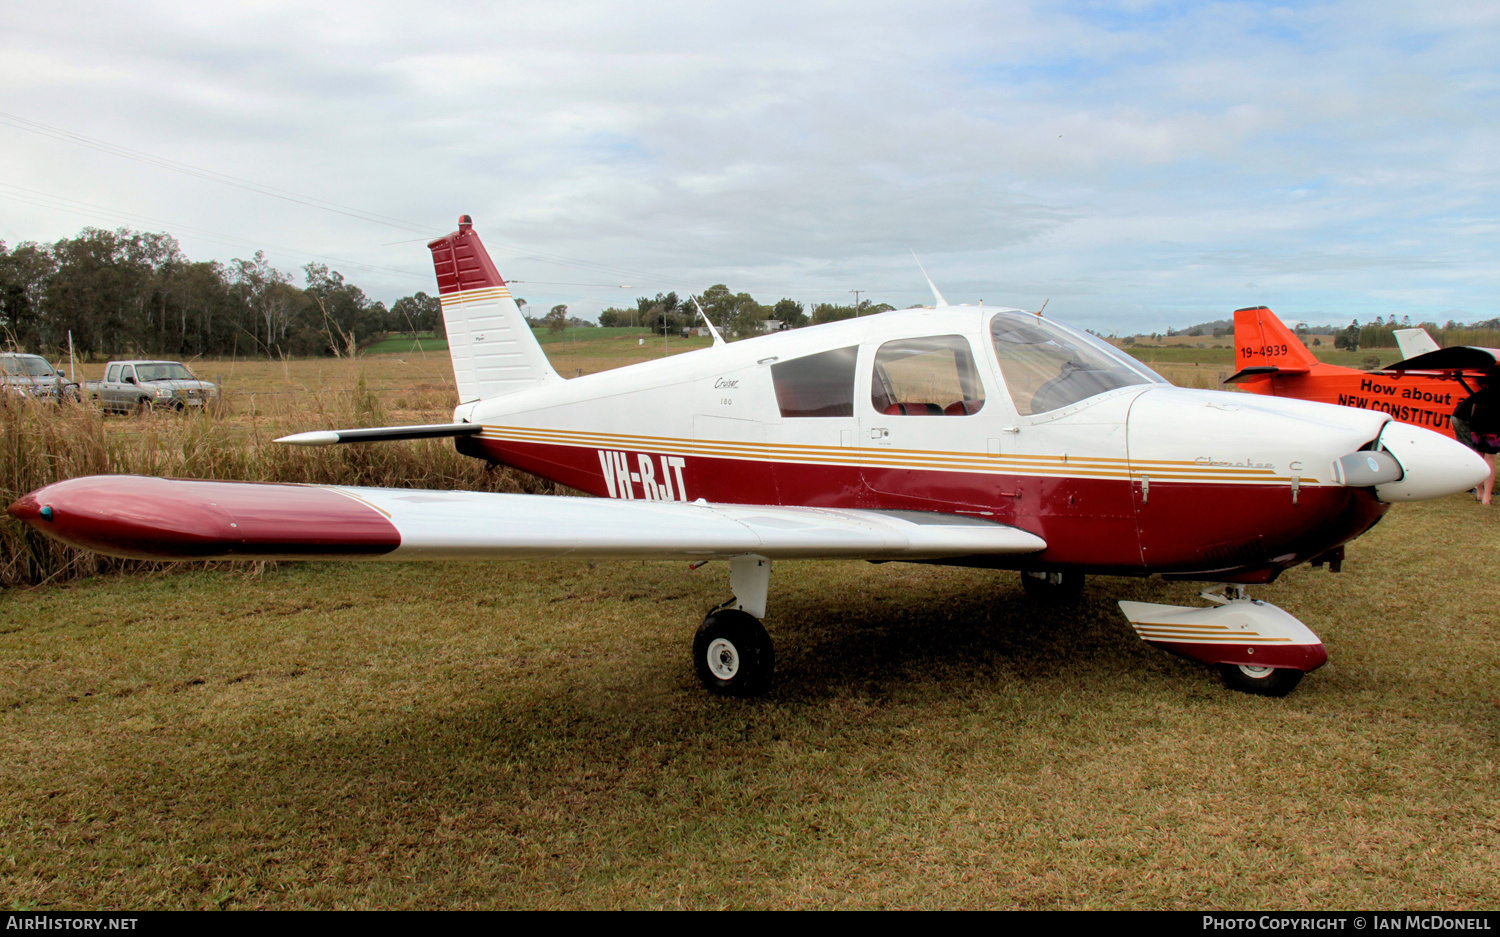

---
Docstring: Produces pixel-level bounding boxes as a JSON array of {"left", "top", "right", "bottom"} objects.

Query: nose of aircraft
[{"left": 1367, "top": 421, "right": 1490, "bottom": 502}]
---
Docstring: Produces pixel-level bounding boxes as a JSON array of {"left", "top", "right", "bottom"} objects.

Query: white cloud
[{"left": 1, "top": 1, "right": 1497, "bottom": 330}]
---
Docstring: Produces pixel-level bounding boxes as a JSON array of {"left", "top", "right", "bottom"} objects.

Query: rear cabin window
[
  {"left": 870, "top": 335, "right": 985, "bottom": 416},
  {"left": 771, "top": 346, "right": 858, "bottom": 417},
  {"left": 107, "top": 365, "right": 120, "bottom": 382}
]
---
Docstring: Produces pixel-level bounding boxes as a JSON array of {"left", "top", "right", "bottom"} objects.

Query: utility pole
[{"left": 850, "top": 290, "right": 863, "bottom": 316}]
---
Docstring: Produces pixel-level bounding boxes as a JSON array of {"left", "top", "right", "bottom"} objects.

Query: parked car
[
  {"left": 0, "top": 353, "right": 82, "bottom": 403},
  {"left": 86, "top": 360, "right": 219, "bottom": 413}
]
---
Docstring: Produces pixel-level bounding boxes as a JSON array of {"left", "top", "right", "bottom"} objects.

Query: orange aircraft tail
[{"left": 1229, "top": 306, "right": 1319, "bottom": 381}]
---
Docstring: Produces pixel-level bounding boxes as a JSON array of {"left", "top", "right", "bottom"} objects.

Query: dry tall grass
[{"left": 0, "top": 381, "right": 556, "bottom": 587}]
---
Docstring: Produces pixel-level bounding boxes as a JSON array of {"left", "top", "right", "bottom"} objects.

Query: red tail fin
[{"left": 1232, "top": 307, "right": 1319, "bottom": 374}]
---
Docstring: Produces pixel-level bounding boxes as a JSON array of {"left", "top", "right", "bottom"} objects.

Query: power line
[
  {"left": 0, "top": 110, "right": 441, "bottom": 235},
  {"left": 508, "top": 280, "right": 634, "bottom": 288}
]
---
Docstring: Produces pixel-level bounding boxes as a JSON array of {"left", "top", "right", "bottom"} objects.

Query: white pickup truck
[{"left": 87, "top": 360, "right": 219, "bottom": 413}]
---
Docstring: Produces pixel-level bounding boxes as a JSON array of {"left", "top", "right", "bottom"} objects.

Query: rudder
[{"left": 428, "top": 216, "right": 560, "bottom": 404}]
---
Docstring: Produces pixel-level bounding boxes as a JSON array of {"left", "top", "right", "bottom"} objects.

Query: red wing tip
[
  {"left": 10, "top": 476, "right": 401, "bottom": 560},
  {"left": 7, "top": 492, "right": 40, "bottom": 522}
]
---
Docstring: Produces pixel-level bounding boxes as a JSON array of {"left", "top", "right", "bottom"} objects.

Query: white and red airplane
[{"left": 9, "top": 217, "right": 1488, "bottom": 697}]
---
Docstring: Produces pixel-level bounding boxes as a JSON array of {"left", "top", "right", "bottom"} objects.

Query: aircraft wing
[
  {"left": 1385, "top": 346, "right": 1500, "bottom": 373},
  {"left": 8, "top": 476, "right": 1047, "bottom": 562}
]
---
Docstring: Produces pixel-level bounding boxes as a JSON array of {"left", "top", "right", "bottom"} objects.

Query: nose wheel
[
  {"left": 1217, "top": 663, "right": 1304, "bottom": 697},
  {"left": 694, "top": 607, "right": 774, "bottom": 697}
]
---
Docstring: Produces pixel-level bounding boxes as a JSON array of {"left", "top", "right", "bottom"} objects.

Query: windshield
[
  {"left": 989, "top": 311, "right": 1163, "bottom": 415},
  {"left": 134, "top": 363, "right": 196, "bottom": 382},
  {"left": 0, "top": 355, "right": 59, "bottom": 377}
]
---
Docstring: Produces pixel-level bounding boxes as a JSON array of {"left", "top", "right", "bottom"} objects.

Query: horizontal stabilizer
[
  {"left": 1222, "top": 365, "right": 1308, "bottom": 384},
  {"left": 276, "top": 423, "right": 483, "bottom": 446},
  {"left": 9, "top": 476, "right": 1048, "bottom": 563}
]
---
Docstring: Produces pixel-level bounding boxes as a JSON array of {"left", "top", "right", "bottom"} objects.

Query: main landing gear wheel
[
  {"left": 1217, "top": 663, "right": 1304, "bottom": 698},
  {"left": 693, "top": 608, "right": 774, "bottom": 697},
  {"left": 1020, "top": 570, "right": 1085, "bottom": 602}
]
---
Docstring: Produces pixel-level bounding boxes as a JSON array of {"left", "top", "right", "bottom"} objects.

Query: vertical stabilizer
[
  {"left": 428, "top": 216, "right": 560, "bottom": 403},
  {"left": 1394, "top": 328, "right": 1441, "bottom": 361},
  {"left": 1232, "top": 306, "right": 1319, "bottom": 374}
]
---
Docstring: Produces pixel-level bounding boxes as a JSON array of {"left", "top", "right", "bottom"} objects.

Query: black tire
[
  {"left": 1217, "top": 663, "right": 1304, "bottom": 697},
  {"left": 693, "top": 608, "right": 774, "bottom": 697},
  {"left": 1020, "top": 570, "right": 1085, "bottom": 602},
  {"left": 135, "top": 397, "right": 153, "bottom": 416}
]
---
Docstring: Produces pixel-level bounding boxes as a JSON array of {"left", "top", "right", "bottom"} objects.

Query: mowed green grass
[
  {"left": 0, "top": 496, "right": 1496, "bottom": 909},
  {"left": 360, "top": 335, "right": 449, "bottom": 355}
]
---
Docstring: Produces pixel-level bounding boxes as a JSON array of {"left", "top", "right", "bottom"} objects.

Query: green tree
[
  {"left": 597, "top": 306, "right": 635, "bottom": 328},
  {"left": 1334, "top": 323, "right": 1360, "bottom": 352},
  {"left": 637, "top": 291, "right": 683, "bottom": 335},
  {"left": 545, "top": 304, "right": 569, "bottom": 333},
  {"left": 727, "top": 293, "right": 770, "bottom": 338},
  {"left": 235, "top": 252, "right": 297, "bottom": 357},
  {"left": 771, "top": 298, "right": 806, "bottom": 328},
  {"left": 0, "top": 240, "right": 58, "bottom": 352},
  {"left": 304, "top": 263, "right": 380, "bottom": 357},
  {"left": 390, "top": 291, "right": 444, "bottom": 337}
]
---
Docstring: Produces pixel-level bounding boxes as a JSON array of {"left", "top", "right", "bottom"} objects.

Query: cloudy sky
[{"left": 2, "top": 1, "right": 1497, "bottom": 333}]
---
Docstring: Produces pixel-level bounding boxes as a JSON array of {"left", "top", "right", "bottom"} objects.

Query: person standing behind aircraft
[{"left": 1452, "top": 376, "right": 1500, "bottom": 504}]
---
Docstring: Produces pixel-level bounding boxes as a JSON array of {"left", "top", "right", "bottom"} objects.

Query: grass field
[
  {"left": 359, "top": 335, "right": 450, "bottom": 355},
  {"left": 2, "top": 328, "right": 1496, "bottom": 910},
  {"left": 0, "top": 497, "right": 1495, "bottom": 910}
]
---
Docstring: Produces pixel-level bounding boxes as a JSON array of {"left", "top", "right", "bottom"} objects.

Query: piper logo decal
[{"left": 597, "top": 451, "right": 689, "bottom": 501}]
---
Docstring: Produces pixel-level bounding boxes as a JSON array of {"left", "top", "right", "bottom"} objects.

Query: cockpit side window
[
  {"left": 870, "top": 335, "right": 985, "bottom": 416},
  {"left": 989, "top": 312, "right": 1162, "bottom": 415},
  {"left": 771, "top": 346, "right": 859, "bottom": 417}
]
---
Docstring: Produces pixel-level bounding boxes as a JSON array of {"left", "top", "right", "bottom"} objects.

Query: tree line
[
  {"left": 1328, "top": 315, "right": 1500, "bottom": 352},
  {"left": 1, "top": 225, "right": 911, "bottom": 359},
  {"left": 0, "top": 226, "right": 444, "bottom": 360},
  {"left": 596, "top": 287, "right": 895, "bottom": 337}
]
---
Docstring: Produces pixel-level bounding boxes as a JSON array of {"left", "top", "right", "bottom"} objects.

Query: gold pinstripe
[
  {"left": 439, "top": 285, "right": 513, "bottom": 304},
  {"left": 473, "top": 424, "right": 1324, "bottom": 486},
  {"left": 323, "top": 487, "right": 394, "bottom": 518},
  {"left": 1132, "top": 626, "right": 1294, "bottom": 644}
]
